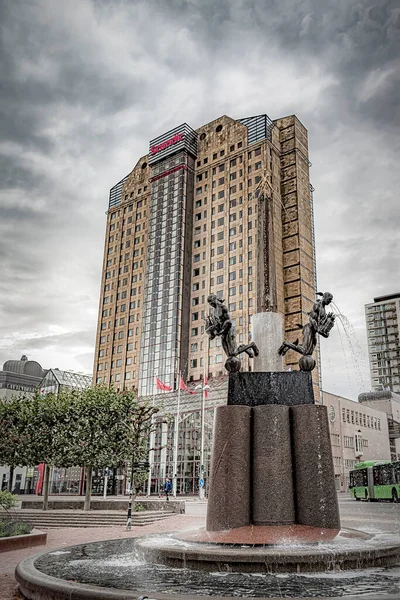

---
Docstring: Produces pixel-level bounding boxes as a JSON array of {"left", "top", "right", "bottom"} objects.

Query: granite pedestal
[
  {"left": 252, "top": 405, "right": 295, "bottom": 525},
  {"left": 206, "top": 405, "right": 251, "bottom": 532},
  {"left": 206, "top": 371, "right": 340, "bottom": 534}
]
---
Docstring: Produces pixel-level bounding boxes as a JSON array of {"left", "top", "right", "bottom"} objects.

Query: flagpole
[
  {"left": 199, "top": 371, "right": 206, "bottom": 500},
  {"left": 173, "top": 372, "right": 181, "bottom": 498},
  {"left": 147, "top": 388, "right": 156, "bottom": 497}
]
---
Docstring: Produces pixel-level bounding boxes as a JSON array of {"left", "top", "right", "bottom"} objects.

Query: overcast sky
[{"left": 0, "top": 0, "right": 399, "bottom": 399}]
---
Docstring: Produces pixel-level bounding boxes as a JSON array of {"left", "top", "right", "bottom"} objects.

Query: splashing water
[{"left": 331, "top": 302, "right": 370, "bottom": 396}]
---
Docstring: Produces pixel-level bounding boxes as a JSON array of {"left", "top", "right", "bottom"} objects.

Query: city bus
[{"left": 349, "top": 460, "right": 400, "bottom": 502}]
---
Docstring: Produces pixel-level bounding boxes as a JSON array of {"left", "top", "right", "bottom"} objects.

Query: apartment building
[
  {"left": 93, "top": 113, "right": 318, "bottom": 397},
  {"left": 365, "top": 293, "right": 400, "bottom": 394}
]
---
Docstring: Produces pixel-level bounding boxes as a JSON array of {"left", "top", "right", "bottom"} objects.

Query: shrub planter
[{"left": 0, "top": 529, "right": 47, "bottom": 553}]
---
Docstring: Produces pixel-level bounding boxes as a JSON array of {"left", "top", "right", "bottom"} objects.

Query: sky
[{"left": 0, "top": 0, "right": 399, "bottom": 400}]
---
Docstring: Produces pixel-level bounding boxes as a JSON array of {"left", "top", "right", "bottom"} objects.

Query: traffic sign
[{"left": 199, "top": 478, "right": 204, "bottom": 487}]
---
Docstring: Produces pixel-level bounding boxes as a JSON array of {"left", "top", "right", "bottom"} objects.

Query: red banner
[
  {"left": 155, "top": 377, "right": 172, "bottom": 391},
  {"left": 180, "top": 376, "right": 196, "bottom": 394}
]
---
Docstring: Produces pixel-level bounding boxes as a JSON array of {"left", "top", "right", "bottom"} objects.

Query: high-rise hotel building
[{"left": 93, "top": 114, "right": 318, "bottom": 396}]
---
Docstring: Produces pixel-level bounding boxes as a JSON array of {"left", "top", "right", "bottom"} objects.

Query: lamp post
[{"left": 126, "top": 456, "right": 135, "bottom": 531}]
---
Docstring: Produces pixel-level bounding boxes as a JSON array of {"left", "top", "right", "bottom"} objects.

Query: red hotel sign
[{"left": 150, "top": 133, "right": 183, "bottom": 155}]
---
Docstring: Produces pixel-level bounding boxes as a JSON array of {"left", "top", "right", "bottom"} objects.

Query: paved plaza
[{"left": 2, "top": 495, "right": 400, "bottom": 599}]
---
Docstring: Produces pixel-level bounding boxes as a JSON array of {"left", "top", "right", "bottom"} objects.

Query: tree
[
  {"left": 25, "top": 389, "right": 77, "bottom": 509},
  {"left": 68, "top": 386, "right": 134, "bottom": 510},
  {"left": 0, "top": 394, "right": 32, "bottom": 492},
  {"left": 118, "top": 391, "right": 162, "bottom": 496}
]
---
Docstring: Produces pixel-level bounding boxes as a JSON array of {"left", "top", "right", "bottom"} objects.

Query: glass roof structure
[{"left": 39, "top": 369, "right": 92, "bottom": 395}]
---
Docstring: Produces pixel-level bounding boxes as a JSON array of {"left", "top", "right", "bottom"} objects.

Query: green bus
[{"left": 349, "top": 460, "right": 400, "bottom": 502}]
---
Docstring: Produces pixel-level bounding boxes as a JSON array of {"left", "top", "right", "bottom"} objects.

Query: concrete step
[{"left": 5, "top": 509, "right": 174, "bottom": 529}]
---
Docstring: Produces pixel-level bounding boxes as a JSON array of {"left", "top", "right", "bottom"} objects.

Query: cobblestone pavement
[{"left": 0, "top": 514, "right": 203, "bottom": 600}]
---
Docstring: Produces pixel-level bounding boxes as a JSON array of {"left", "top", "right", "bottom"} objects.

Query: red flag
[
  {"left": 204, "top": 375, "right": 209, "bottom": 398},
  {"left": 155, "top": 377, "right": 172, "bottom": 391},
  {"left": 180, "top": 376, "right": 196, "bottom": 394}
]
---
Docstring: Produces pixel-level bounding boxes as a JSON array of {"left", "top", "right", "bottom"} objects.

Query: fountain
[{"left": 15, "top": 293, "right": 400, "bottom": 599}]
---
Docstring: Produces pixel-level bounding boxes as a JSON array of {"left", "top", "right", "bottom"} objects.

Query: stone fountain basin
[
  {"left": 15, "top": 534, "right": 400, "bottom": 600},
  {"left": 136, "top": 528, "right": 400, "bottom": 573}
]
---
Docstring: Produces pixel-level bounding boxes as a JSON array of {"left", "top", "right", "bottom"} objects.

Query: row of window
[
  {"left": 341, "top": 408, "right": 381, "bottom": 430},
  {"left": 195, "top": 145, "right": 261, "bottom": 170},
  {"left": 110, "top": 198, "right": 146, "bottom": 221}
]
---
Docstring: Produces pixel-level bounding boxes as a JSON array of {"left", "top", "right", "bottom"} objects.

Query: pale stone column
[{"left": 252, "top": 312, "right": 284, "bottom": 372}]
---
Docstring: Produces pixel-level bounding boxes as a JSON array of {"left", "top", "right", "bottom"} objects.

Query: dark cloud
[{"left": 0, "top": 0, "right": 398, "bottom": 396}]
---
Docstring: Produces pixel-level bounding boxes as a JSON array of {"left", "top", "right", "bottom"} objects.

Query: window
[
  {"left": 229, "top": 272, "right": 236, "bottom": 280},
  {"left": 192, "top": 312, "right": 199, "bottom": 320},
  {"left": 218, "top": 217, "right": 224, "bottom": 226},
  {"left": 217, "top": 275, "right": 223, "bottom": 284},
  {"left": 190, "top": 359, "right": 198, "bottom": 368},
  {"left": 192, "top": 327, "right": 198, "bottom": 336},
  {"left": 217, "top": 260, "right": 224, "bottom": 269},
  {"left": 195, "top": 212, "right": 201, "bottom": 221},
  {"left": 191, "top": 343, "right": 198, "bottom": 352},
  {"left": 194, "top": 254, "right": 200, "bottom": 262},
  {"left": 218, "top": 190, "right": 225, "bottom": 199},
  {"left": 193, "top": 282, "right": 200, "bottom": 291},
  {"left": 193, "top": 268, "right": 200, "bottom": 277},
  {"left": 229, "top": 287, "right": 236, "bottom": 296}
]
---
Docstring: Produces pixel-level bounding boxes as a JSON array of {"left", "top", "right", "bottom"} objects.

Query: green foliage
[
  {"left": 0, "top": 386, "right": 165, "bottom": 503},
  {"left": 0, "top": 491, "right": 18, "bottom": 511},
  {"left": 0, "top": 517, "right": 33, "bottom": 538},
  {"left": 0, "top": 394, "right": 32, "bottom": 469},
  {"left": 134, "top": 502, "right": 146, "bottom": 512}
]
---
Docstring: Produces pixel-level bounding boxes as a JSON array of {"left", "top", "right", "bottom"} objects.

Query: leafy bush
[
  {"left": 134, "top": 502, "right": 146, "bottom": 512},
  {"left": 0, "top": 516, "right": 33, "bottom": 538},
  {"left": 0, "top": 491, "right": 18, "bottom": 511}
]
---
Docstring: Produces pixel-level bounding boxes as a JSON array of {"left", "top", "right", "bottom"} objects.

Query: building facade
[
  {"left": 93, "top": 113, "right": 319, "bottom": 396},
  {"left": 324, "top": 391, "right": 391, "bottom": 492},
  {"left": 0, "top": 355, "right": 47, "bottom": 399},
  {"left": 365, "top": 293, "right": 400, "bottom": 394},
  {"left": 359, "top": 390, "right": 400, "bottom": 461}
]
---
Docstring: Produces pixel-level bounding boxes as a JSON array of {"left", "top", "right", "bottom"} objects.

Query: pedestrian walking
[{"left": 163, "top": 477, "right": 172, "bottom": 501}]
